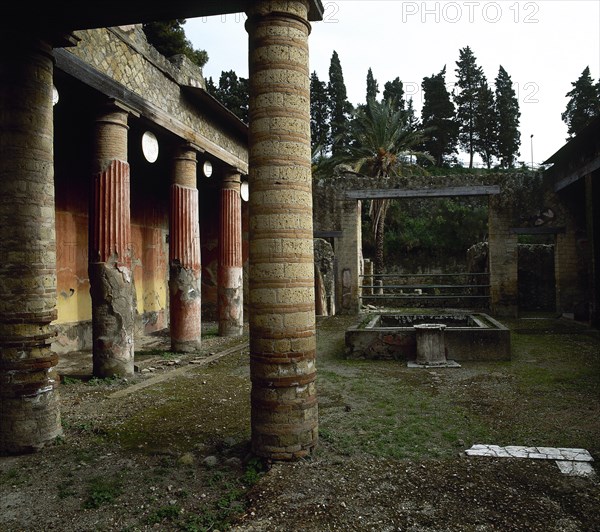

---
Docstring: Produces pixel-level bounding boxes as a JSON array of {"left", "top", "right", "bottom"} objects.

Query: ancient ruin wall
[
  {"left": 66, "top": 26, "right": 247, "bottom": 170},
  {"left": 312, "top": 169, "right": 569, "bottom": 315}
]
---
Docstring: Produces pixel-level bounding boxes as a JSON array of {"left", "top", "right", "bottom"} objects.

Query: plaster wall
[{"left": 53, "top": 176, "right": 170, "bottom": 353}]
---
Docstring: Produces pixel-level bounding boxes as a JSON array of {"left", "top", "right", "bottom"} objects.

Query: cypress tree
[
  {"left": 474, "top": 79, "right": 498, "bottom": 169},
  {"left": 494, "top": 66, "right": 521, "bottom": 168},
  {"left": 310, "top": 71, "right": 330, "bottom": 158},
  {"left": 561, "top": 66, "right": 600, "bottom": 137},
  {"left": 327, "top": 51, "right": 353, "bottom": 157},
  {"left": 454, "top": 46, "right": 485, "bottom": 168},
  {"left": 421, "top": 66, "right": 458, "bottom": 166},
  {"left": 383, "top": 77, "right": 405, "bottom": 113},
  {"left": 366, "top": 67, "right": 379, "bottom": 104}
]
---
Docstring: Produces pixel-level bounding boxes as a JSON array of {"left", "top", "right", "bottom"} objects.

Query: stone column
[
  {"left": 0, "top": 39, "right": 62, "bottom": 453},
  {"left": 218, "top": 171, "right": 244, "bottom": 337},
  {"left": 169, "top": 145, "right": 202, "bottom": 352},
  {"left": 488, "top": 196, "right": 518, "bottom": 317},
  {"left": 585, "top": 174, "right": 598, "bottom": 326},
  {"left": 246, "top": 0, "right": 318, "bottom": 460},
  {"left": 337, "top": 199, "right": 362, "bottom": 314},
  {"left": 363, "top": 259, "right": 373, "bottom": 296},
  {"left": 89, "top": 101, "right": 135, "bottom": 378}
]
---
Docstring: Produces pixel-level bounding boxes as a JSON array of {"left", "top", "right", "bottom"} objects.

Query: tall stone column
[
  {"left": 89, "top": 101, "right": 135, "bottom": 378},
  {"left": 218, "top": 171, "right": 244, "bottom": 337},
  {"left": 246, "top": 0, "right": 318, "bottom": 460},
  {"left": 169, "top": 145, "right": 201, "bottom": 352},
  {"left": 585, "top": 174, "right": 598, "bottom": 326},
  {"left": 0, "top": 39, "right": 62, "bottom": 453},
  {"left": 488, "top": 195, "right": 518, "bottom": 317}
]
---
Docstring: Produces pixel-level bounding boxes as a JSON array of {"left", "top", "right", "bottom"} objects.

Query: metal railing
[{"left": 360, "top": 272, "right": 490, "bottom": 308}]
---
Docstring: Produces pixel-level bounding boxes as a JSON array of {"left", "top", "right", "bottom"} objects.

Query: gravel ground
[{"left": 1, "top": 315, "right": 599, "bottom": 531}]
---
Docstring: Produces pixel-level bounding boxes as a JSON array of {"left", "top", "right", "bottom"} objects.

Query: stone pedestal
[
  {"left": 89, "top": 103, "right": 135, "bottom": 377},
  {"left": 246, "top": 0, "right": 318, "bottom": 460},
  {"left": 218, "top": 171, "right": 244, "bottom": 337},
  {"left": 414, "top": 324, "right": 447, "bottom": 366},
  {"left": 169, "top": 146, "right": 202, "bottom": 352}
]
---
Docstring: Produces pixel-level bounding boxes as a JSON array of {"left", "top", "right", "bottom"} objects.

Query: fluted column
[
  {"left": 0, "top": 38, "right": 62, "bottom": 453},
  {"left": 246, "top": 0, "right": 318, "bottom": 460},
  {"left": 218, "top": 171, "right": 244, "bottom": 337},
  {"left": 89, "top": 101, "right": 135, "bottom": 377},
  {"left": 169, "top": 145, "right": 201, "bottom": 352}
]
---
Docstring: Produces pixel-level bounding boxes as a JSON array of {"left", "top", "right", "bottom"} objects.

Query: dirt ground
[{"left": 1, "top": 313, "right": 599, "bottom": 531}]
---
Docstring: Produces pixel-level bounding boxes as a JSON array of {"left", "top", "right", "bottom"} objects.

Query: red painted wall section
[
  {"left": 54, "top": 175, "right": 170, "bottom": 341},
  {"left": 130, "top": 190, "right": 169, "bottom": 335},
  {"left": 55, "top": 211, "right": 91, "bottom": 324},
  {"left": 199, "top": 179, "right": 250, "bottom": 322},
  {"left": 199, "top": 182, "right": 219, "bottom": 320}
]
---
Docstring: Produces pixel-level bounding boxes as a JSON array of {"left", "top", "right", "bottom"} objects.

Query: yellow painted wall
[{"left": 55, "top": 212, "right": 169, "bottom": 331}]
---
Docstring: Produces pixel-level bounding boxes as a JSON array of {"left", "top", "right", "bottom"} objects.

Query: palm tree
[{"left": 341, "top": 98, "right": 432, "bottom": 276}]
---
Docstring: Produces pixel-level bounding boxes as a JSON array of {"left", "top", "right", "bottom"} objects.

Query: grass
[
  {"left": 141, "top": 460, "right": 265, "bottom": 531},
  {"left": 82, "top": 476, "right": 123, "bottom": 509},
  {"left": 109, "top": 352, "right": 251, "bottom": 453},
  {"left": 315, "top": 314, "right": 600, "bottom": 461},
  {"left": 10, "top": 313, "right": 592, "bottom": 532}
]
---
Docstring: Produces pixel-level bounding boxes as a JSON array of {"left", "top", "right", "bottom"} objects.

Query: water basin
[{"left": 345, "top": 311, "right": 510, "bottom": 361}]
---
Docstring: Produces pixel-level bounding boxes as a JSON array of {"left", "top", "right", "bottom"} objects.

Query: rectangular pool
[{"left": 345, "top": 312, "right": 510, "bottom": 361}]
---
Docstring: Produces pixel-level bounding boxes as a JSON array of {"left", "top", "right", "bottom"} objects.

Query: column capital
[
  {"left": 245, "top": 0, "right": 312, "bottom": 33},
  {"left": 173, "top": 144, "right": 198, "bottom": 163},
  {"left": 103, "top": 97, "right": 140, "bottom": 118},
  {"left": 172, "top": 144, "right": 198, "bottom": 188},
  {"left": 222, "top": 169, "right": 242, "bottom": 188}
]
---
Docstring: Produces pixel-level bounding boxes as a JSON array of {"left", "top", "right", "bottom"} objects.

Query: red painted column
[
  {"left": 218, "top": 171, "right": 244, "bottom": 337},
  {"left": 169, "top": 145, "right": 201, "bottom": 352},
  {"left": 89, "top": 101, "right": 135, "bottom": 378}
]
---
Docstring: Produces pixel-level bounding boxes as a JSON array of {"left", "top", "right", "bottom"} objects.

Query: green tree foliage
[
  {"left": 494, "top": 66, "right": 521, "bottom": 168},
  {"left": 327, "top": 51, "right": 353, "bottom": 157},
  {"left": 310, "top": 71, "right": 330, "bottom": 158},
  {"left": 142, "top": 19, "right": 208, "bottom": 68},
  {"left": 339, "top": 99, "right": 432, "bottom": 274},
  {"left": 404, "top": 98, "right": 420, "bottom": 133},
  {"left": 421, "top": 66, "right": 458, "bottom": 166},
  {"left": 474, "top": 79, "right": 498, "bottom": 169},
  {"left": 384, "top": 198, "right": 488, "bottom": 261},
  {"left": 366, "top": 67, "right": 379, "bottom": 104},
  {"left": 206, "top": 70, "right": 249, "bottom": 123},
  {"left": 561, "top": 66, "right": 600, "bottom": 137},
  {"left": 453, "top": 46, "right": 485, "bottom": 168},
  {"left": 383, "top": 77, "right": 405, "bottom": 113}
]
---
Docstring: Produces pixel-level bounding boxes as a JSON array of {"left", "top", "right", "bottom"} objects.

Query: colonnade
[{"left": 0, "top": 0, "right": 318, "bottom": 460}]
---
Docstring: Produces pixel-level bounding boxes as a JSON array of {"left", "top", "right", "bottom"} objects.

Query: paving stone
[
  {"left": 465, "top": 444, "right": 594, "bottom": 463},
  {"left": 555, "top": 461, "right": 595, "bottom": 477}
]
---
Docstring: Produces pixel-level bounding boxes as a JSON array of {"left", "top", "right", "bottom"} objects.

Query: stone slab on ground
[
  {"left": 407, "top": 360, "right": 461, "bottom": 369},
  {"left": 465, "top": 444, "right": 595, "bottom": 478},
  {"left": 466, "top": 444, "right": 593, "bottom": 461},
  {"left": 555, "top": 461, "right": 596, "bottom": 477}
]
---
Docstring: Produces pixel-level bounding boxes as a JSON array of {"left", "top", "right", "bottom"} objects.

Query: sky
[{"left": 184, "top": 0, "right": 600, "bottom": 167}]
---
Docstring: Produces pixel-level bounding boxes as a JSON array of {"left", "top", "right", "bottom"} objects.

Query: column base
[
  {"left": 89, "top": 262, "right": 135, "bottom": 378},
  {"left": 171, "top": 339, "right": 201, "bottom": 353}
]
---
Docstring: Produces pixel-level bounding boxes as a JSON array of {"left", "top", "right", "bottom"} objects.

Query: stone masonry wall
[
  {"left": 67, "top": 26, "right": 247, "bottom": 170},
  {"left": 312, "top": 169, "right": 561, "bottom": 317}
]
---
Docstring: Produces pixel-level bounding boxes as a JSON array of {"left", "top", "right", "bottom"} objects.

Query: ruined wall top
[
  {"left": 65, "top": 25, "right": 248, "bottom": 171},
  {"left": 312, "top": 167, "right": 567, "bottom": 233}
]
